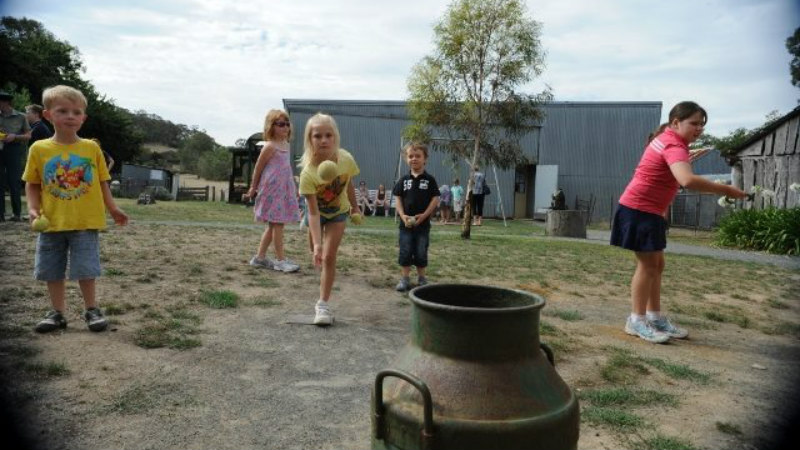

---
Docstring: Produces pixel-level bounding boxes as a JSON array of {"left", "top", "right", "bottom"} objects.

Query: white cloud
[{"left": 3, "top": 0, "right": 798, "bottom": 145}]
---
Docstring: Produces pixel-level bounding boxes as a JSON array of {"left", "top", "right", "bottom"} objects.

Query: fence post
[
  {"left": 221, "top": 189, "right": 225, "bottom": 202},
  {"left": 211, "top": 186, "right": 216, "bottom": 202},
  {"left": 204, "top": 186, "right": 209, "bottom": 201}
]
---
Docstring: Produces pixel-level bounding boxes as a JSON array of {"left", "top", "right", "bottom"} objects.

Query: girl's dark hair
[
  {"left": 668, "top": 101, "right": 707, "bottom": 125},
  {"left": 647, "top": 123, "right": 669, "bottom": 143}
]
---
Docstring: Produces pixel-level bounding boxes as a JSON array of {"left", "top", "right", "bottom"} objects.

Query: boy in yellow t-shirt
[{"left": 22, "top": 85, "right": 128, "bottom": 333}]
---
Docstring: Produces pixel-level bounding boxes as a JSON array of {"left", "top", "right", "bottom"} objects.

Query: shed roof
[{"left": 732, "top": 105, "right": 800, "bottom": 154}]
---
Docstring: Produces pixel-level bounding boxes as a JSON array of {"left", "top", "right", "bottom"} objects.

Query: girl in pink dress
[{"left": 247, "top": 109, "right": 301, "bottom": 273}]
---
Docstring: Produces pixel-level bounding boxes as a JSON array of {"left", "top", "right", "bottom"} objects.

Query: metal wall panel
[{"left": 283, "top": 100, "right": 662, "bottom": 222}]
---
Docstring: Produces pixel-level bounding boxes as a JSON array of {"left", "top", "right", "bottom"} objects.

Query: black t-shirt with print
[{"left": 392, "top": 171, "right": 440, "bottom": 229}]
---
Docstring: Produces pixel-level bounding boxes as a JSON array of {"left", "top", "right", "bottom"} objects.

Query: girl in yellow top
[{"left": 298, "top": 113, "right": 360, "bottom": 326}]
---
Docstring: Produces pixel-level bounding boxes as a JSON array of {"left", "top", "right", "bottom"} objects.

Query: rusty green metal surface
[{"left": 372, "top": 284, "right": 580, "bottom": 450}]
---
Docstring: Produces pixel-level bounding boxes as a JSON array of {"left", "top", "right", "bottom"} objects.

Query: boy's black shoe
[
  {"left": 84, "top": 308, "right": 108, "bottom": 332},
  {"left": 35, "top": 310, "right": 67, "bottom": 333}
]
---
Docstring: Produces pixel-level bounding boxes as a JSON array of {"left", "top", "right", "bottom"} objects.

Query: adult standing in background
[
  {"left": 470, "top": 165, "right": 486, "bottom": 226},
  {"left": 25, "top": 104, "right": 53, "bottom": 147},
  {"left": 0, "top": 91, "right": 31, "bottom": 222}
]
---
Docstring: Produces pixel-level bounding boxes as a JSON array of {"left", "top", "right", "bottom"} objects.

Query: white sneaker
[
  {"left": 313, "top": 300, "right": 333, "bottom": 326},
  {"left": 649, "top": 316, "right": 689, "bottom": 339},
  {"left": 273, "top": 259, "right": 300, "bottom": 273},
  {"left": 249, "top": 255, "right": 274, "bottom": 269},
  {"left": 625, "top": 317, "right": 670, "bottom": 344}
]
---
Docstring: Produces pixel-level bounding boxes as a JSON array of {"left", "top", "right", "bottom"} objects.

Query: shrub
[{"left": 716, "top": 207, "right": 800, "bottom": 255}]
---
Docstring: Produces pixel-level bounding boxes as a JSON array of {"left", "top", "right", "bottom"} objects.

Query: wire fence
[{"left": 668, "top": 192, "right": 732, "bottom": 230}]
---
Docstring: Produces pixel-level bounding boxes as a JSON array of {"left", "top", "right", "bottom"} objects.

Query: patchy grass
[
  {"left": 250, "top": 297, "right": 282, "bottom": 308},
  {"left": 134, "top": 307, "right": 202, "bottom": 350},
  {"left": 582, "top": 407, "right": 644, "bottom": 431},
  {"left": 580, "top": 387, "right": 678, "bottom": 408},
  {"left": 601, "top": 348, "right": 710, "bottom": 384},
  {"left": 199, "top": 290, "right": 239, "bottom": 309},
  {"left": 544, "top": 308, "right": 584, "bottom": 321},
  {"left": 641, "top": 433, "right": 698, "bottom": 450},
  {"left": 640, "top": 356, "right": 711, "bottom": 384},
  {"left": 107, "top": 382, "right": 196, "bottom": 415},
  {"left": 22, "top": 361, "right": 71, "bottom": 378},
  {"left": 716, "top": 421, "right": 743, "bottom": 435}
]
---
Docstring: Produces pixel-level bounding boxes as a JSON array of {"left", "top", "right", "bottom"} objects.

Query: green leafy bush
[{"left": 716, "top": 207, "right": 800, "bottom": 255}]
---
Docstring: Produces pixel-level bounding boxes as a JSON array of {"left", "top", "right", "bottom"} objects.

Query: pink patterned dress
[{"left": 253, "top": 146, "right": 300, "bottom": 223}]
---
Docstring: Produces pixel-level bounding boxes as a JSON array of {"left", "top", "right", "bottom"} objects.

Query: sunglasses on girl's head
[{"left": 274, "top": 121, "right": 291, "bottom": 128}]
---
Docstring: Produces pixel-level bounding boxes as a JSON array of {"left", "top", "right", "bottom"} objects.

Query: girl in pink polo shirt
[{"left": 611, "top": 101, "right": 746, "bottom": 344}]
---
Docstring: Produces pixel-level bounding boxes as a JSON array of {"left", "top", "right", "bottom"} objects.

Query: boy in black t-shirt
[{"left": 392, "top": 143, "right": 440, "bottom": 292}]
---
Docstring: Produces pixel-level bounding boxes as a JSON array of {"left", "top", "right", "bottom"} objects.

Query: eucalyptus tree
[{"left": 406, "top": 0, "right": 551, "bottom": 238}]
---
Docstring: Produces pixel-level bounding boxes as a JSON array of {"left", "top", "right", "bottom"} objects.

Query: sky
[{"left": 3, "top": 0, "right": 799, "bottom": 146}]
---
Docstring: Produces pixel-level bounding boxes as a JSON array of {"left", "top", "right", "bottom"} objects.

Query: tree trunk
[{"left": 460, "top": 140, "right": 481, "bottom": 239}]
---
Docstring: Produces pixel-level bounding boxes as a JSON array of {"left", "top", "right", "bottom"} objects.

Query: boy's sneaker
[
  {"left": 84, "top": 308, "right": 109, "bottom": 332},
  {"left": 648, "top": 316, "right": 689, "bottom": 339},
  {"left": 273, "top": 259, "right": 300, "bottom": 273},
  {"left": 395, "top": 277, "right": 411, "bottom": 292},
  {"left": 313, "top": 301, "right": 333, "bottom": 326},
  {"left": 417, "top": 276, "right": 429, "bottom": 287},
  {"left": 625, "top": 317, "right": 669, "bottom": 344},
  {"left": 34, "top": 310, "right": 67, "bottom": 333},
  {"left": 249, "top": 255, "right": 274, "bottom": 269}
]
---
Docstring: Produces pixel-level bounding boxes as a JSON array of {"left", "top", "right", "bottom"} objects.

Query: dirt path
[{"left": 1, "top": 221, "right": 798, "bottom": 450}]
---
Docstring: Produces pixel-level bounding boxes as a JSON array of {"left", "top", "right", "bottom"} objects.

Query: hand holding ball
[
  {"left": 31, "top": 215, "right": 50, "bottom": 232},
  {"left": 317, "top": 160, "right": 338, "bottom": 183},
  {"left": 350, "top": 213, "right": 363, "bottom": 225},
  {"left": 405, "top": 216, "right": 417, "bottom": 228}
]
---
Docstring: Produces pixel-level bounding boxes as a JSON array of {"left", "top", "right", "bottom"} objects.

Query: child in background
[
  {"left": 298, "top": 113, "right": 360, "bottom": 326},
  {"left": 611, "top": 101, "right": 746, "bottom": 343},
  {"left": 23, "top": 85, "right": 128, "bottom": 333},
  {"left": 373, "top": 184, "right": 389, "bottom": 216},
  {"left": 357, "top": 180, "right": 373, "bottom": 215},
  {"left": 438, "top": 183, "right": 451, "bottom": 223},
  {"left": 393, "top": 143, "right": 440, "bottom": 291},
  {"left": 451, "top": 178, "right": 464, "bottom": 221},
  {"left": 247, "top": 110, "right": 301, "bottom": 273}
]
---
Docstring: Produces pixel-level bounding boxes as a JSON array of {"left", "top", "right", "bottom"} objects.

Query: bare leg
[
  {"left": 47, "top": 280, "right": 67, "bottom": 312},
  {"left": 78, "top": 278, "right": 97, "bottom": 309},
  {"left": 631, "top": 251, "right": 663, "bottom": 315},
  {"left": 257, "top": 225, "right": 274, "bottom": 259},
  {"left": 271, "top": 223, "right": 285, "bottom": 260},
  {"left": 319, "top": 221, "right": 346, "bottom": 302}
]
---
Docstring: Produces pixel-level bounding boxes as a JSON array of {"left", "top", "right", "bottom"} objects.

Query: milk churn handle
[
  {"left": 540, "top": 342, "right": 555, "bottom": 366},
  {"left": 373, "top": 369, "right": 435, "bottom": 450}
]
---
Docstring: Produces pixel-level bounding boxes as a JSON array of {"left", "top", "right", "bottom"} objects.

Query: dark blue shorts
[
  {"left": 398, "top": 226, "right": 430, "bottom": 267},
  {"left": 610, "top": 204, "right": 667, "bottom": 252}
]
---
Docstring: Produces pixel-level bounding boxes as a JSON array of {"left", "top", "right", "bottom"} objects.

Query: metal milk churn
[{"left": 371, "top": 284, "right": 579, "bottom": 450}]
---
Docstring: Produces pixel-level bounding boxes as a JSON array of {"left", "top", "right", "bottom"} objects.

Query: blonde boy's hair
[
  {"left": 404, "top": 142, "right": 428, "bottom": 158},
  {"left": 299, "top": 113, "right": 340, "bottom": 168},
  {"left": 263, "top": 109, "right": 291, "bottom": 141},
  {"left": 42, "top": 85, "right": 88, "bottom": 109}
]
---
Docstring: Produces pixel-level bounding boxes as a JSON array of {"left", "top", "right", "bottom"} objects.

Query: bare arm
[
  {"left": 25, "top": 183, "right": 42, "bottom": 220},
  {"left": 101, "top": 181, "right": 129, "bottom": 225},
  {"left": 394, "top": 195, "right": 406, "bottom": 222},
  {"left": 416, "top": 196, "right": 440, "bottom": 225},
  {"left": 670, "top": 162, "right": 746, "bottom": 198},
  {"left": 305, "top": 194, "right": 323, "bottom": 267},
  {"left": 347, "top": 182, "right": 358, "bottom": 214},
  {"left": 247, "top": 145, "right": 277, "bottom": 198}
]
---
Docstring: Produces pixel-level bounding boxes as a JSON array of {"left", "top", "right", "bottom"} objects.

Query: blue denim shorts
[
  {"left": 610, "top": 204, "right": 667, "bottom": 252},
  {"left": 398, "top": 226, "right": 430, "bottom": 267},
  {"left": 320, "top": 213, "right": 348, "bottom": 226},
  {"left": 34, "top": 230, "right": 102, "bottom": 281}
]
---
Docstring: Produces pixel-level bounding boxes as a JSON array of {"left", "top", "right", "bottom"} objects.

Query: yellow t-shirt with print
[
  {"left": 22, "top": 138, "right": 111, "bottom": 231},
  {"left": 299, "top": 148, "right": 360, "bottom": 219}
]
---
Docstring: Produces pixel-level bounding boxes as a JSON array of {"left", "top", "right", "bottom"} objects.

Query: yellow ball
[
  {"left": 405, "top": 216, "right": 416, "bottom": 228},
  {"left": 31, "top": 215, "right": 50, "bottom": 232},
  {"left": 317, "top": 160, "right": 338, "bottom": 183},
  {"left": 350, "top": 213, "right": 363, "bottom": 225}
]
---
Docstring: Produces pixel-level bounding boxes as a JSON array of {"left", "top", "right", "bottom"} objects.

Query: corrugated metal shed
[{"left": 283, "top": 99, "right": 661, "bottom": 222}]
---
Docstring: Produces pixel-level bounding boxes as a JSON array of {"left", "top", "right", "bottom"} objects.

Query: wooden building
[{"left": 731, "top": 106, "right": 800, "bottom": 209}]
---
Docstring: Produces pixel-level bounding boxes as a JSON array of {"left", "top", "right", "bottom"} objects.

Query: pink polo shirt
[{"left": 618, "top": 128, "right": 690, "bottom": 215}]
